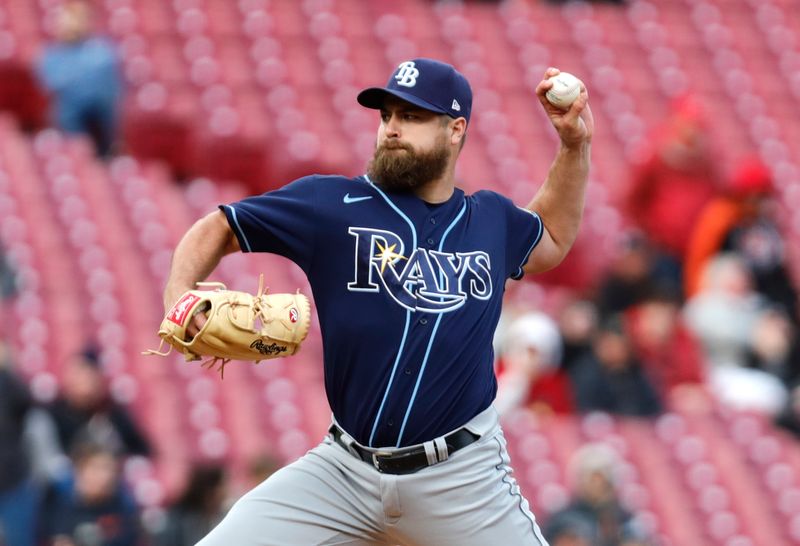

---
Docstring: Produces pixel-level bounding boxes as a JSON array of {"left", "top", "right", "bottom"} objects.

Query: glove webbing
[{"left": 193, "top": 275, "right": 268, "bottom": 379}]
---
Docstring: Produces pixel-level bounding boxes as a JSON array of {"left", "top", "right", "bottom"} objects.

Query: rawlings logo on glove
[
  {"left": 144, "top": 275, "right": 311, "bottom": 376},
  {"left": 167, "top": 293, "right": 202, "bottom": 326}
]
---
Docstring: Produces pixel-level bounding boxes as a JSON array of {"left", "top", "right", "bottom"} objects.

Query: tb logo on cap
[{"left": 394, "top": 61, "right": 419, "bottom": 87}]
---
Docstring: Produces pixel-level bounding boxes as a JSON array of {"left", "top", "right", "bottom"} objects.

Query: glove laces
[{"left": 200, "top": 274, "right": 267, "bottom": 379}]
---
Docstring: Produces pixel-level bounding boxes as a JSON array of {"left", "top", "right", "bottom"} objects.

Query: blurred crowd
[
  {"left": 0, "top": 339, "right": 282, "bottom": 546},
  {"left": 496, "top": 94, "right": 799, "bottom": 427},
  {"left": 491, "top": 95, "right": 800, "bottom": 545}
]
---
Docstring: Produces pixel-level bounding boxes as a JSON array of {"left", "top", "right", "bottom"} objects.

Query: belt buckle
[{"left": 371, "top": 451, "right": 392, "bottom": 472}]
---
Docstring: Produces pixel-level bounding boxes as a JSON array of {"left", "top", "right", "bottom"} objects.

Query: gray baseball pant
[{"left": 196, "top": 406, "right": 549, "bottom": 545}]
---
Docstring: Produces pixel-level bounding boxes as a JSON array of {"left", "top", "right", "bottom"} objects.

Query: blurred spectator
[
  {"left": 557, "top": 299, "right": 599, "bottom": 372},
  {"left": 0, "top": 242, "right": 17, "bottom": 301},
  {"left": 684, "top": 157, "right": 798, "bottom": 322},
  {"left": 747, "top": 308, "right": 800, "bottom": 388},
  {"left": 544, "top": 444, "right": 651, "bottom": 546},
  {"left": 43, "top": 347, "right": 151, "bottom": 463},
  {"left": 36, "top": 0, "right": 122, "bottom": 157},
  {"left": 684, "top": 254, "right": 787, "bottom": 414},
  {"left": 0, "top": 243, "right": 18, "bottom": 339},
  {"left": 624, "top": 95, "right": 721, "bottom": 270},
  {"left": 625, "top": 287, "right": 705, "bottom": 399},
  {"left": 569, "top": 316, "right": 662, "bottom": 417},
  {"left": 595, "top": 231, "right": 681, "bottom": 319},
  {"left": 544, "top": 513, "right": 593, "bottom": 546},
  {"left": 150, "top": 464, "right": 229, "bottom": 546},
  {"left": 0, "top": 341, "right": 37, "bottom": 546},
  {"left": 38, "top": 441, "right": 139, "bottom": 546},
  {"left": 220, "top": 452, "right": 284, "bottom": 509},
  {"left": 495, "top": 312, "right": 574, "bottom": 416},
  {"left": 776, "top": 384, "right": 800, "bottom": 439},
  {"left": 244, "top": 453, "right": 283, "bottom": 490},
  {"left": 683, "top": 254, "right": 765, "bottom": 369}
]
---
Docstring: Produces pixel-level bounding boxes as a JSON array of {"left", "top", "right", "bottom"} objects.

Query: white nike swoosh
[{"left": 343, "top": 193, "right": 373, "bottom": 204}]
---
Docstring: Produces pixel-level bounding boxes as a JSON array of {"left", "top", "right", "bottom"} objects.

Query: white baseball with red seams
[{"left": 545, "top": 72, "right": 581, "bottom": 109}]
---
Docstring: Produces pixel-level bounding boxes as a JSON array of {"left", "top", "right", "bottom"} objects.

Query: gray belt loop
[
  {"left": 330, "top": 421, "right": 362, "bottom": 459},
  {"left": 341, "top": 432, "right": 361, "bottom": 458}
]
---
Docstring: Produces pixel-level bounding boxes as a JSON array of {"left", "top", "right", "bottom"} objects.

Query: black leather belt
[{"left": 329, "top": 424, "right": 480, "bottom": 475}]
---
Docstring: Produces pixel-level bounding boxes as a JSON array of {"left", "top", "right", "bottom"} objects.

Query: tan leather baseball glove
[{"left": 145, "top": 276, "right": 311, "bottom": 375}]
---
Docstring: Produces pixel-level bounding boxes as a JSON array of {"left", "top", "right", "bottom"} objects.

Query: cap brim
[{"left": 357, "top": 87, "right": 450, "bottom": 116}]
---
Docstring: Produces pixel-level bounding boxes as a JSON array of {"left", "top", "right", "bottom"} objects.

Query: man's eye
[{"left": 404, "top": 114, "right": 417, "bottom": 121}]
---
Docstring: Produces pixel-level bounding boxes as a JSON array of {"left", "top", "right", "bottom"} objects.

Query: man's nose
[{"left": 383, "top": 115, "right": 400, "bottom": 137}]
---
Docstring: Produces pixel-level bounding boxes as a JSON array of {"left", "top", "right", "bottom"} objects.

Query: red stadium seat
[{"left": 0, "top": 60, "right": 48, "bottom": 130}]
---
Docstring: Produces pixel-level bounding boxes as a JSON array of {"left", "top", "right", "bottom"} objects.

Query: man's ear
[{"left": 450, "top": 117, "right": 467, "bottom": 146}]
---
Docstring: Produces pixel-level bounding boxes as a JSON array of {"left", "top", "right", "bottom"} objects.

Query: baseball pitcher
[{"left": 159, "top": 58, "right": 593, "bottom": 545}]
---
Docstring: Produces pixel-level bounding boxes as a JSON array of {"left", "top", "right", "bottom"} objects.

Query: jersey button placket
[{"left": 424, "top": 215, "right": 437, "bottom": 247}]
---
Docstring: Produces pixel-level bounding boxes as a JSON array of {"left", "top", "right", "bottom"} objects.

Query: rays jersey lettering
[{"left": 347, "top": 227, "right": 492, "bottom": 313}]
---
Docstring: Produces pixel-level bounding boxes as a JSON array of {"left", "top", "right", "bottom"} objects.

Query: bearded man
[{"left": 162, "top": 58, "right": 593, "bottom": 546}]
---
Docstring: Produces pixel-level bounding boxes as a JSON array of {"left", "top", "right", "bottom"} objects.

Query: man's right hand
[
  {"left": 187, "top": 311, "right": 207, "bottom": 339},
  {"left": 164, "top": 289, "right": 208, "bottom": 339}
]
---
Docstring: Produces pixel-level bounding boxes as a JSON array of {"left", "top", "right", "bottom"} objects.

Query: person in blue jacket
[
  {"left": 37, "top": 440, "right": 140, "bottom": 546},
  {"left": 37, "top": 0, "right": 122, "bottom": 157}
]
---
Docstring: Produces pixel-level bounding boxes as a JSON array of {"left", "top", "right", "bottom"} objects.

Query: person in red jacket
[
  {"left": 495, "top": 311, "right": 575, "bottom": 416},
  {"left": 624, "top": 95, "right": 721, "bottom": 267},
  {"left": 625, "top": 288, "right": 706, "bottom": 406}
]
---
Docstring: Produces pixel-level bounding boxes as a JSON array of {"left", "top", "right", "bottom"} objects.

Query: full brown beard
[{"left": 367, "top": 136, "right": 450, "bottom": 193}]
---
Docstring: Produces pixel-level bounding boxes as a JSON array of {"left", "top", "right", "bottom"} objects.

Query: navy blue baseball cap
[{"left": 357, "top": 58, "right": 472, "bottom": 123}]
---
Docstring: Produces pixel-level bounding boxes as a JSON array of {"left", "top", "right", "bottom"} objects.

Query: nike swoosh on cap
[{"left": 343, "top": 193, "right": 373, "bottom": 204}]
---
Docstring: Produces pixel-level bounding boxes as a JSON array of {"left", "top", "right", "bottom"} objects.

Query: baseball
[{"left": 545, "top": 72, "right": 581, "bottom": 109}]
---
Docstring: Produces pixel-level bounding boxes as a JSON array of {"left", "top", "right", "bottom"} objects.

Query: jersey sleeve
[
  {"left": 492, "top": 192, "right": 544, "bottom": 280},
  {"left": 219, "top": 175, "right": 318, "bottom": 271}
]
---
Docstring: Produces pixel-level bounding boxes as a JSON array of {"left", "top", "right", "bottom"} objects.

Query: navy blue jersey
[{"left": 221, "top": 174, "right": 543, "bottom": 448}]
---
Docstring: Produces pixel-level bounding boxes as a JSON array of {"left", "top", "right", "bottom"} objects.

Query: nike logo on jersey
[
  {"left": 343, "top": 193, "right": 373, "bottom": 204},
  {"left": 346, "top": 227, "right": 493, "bottom": 313}
]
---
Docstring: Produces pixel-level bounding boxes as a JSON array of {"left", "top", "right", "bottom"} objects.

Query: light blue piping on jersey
[
  {"left": 396, "top": 199, "right": 467, "bottom": 447},
  {"left": 512, "top": 210, "right": 543, "bottom": 279},
  {"left": 222, "top": 205, "right": 253, "bottom": 252},
  {"left": 364, "top": 175, "right": 418, "bottom": 447}
]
